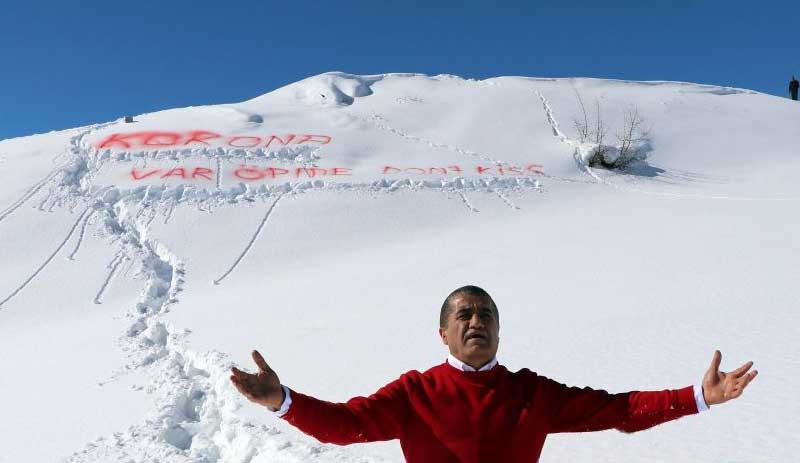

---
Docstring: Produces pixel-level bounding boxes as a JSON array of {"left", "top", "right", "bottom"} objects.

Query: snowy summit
[{"left": 0, "top": 72, "right": 797, "bottom": 462}]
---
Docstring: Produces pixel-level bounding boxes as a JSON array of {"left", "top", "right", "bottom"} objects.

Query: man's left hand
[{"left": 702, "top": 350, "right": 758, "bottom": 407}]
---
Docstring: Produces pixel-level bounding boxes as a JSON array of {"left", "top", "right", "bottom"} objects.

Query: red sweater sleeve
[
  {"left": 281, "top": 375, "right": 410, "bottom": 445},
  {"left": 541, "top": 377, "right": 699, "bottom": 434}
]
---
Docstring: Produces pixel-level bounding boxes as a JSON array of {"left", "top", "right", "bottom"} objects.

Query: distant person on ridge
[
  {"left": 231, "top": 285, "right": 758, "bottom": 463},
  {"left": 790, "top": 76, "right": 799, "bottom": 101}
]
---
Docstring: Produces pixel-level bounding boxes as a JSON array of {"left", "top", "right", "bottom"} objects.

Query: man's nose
[{"left": 469, "top": 313, "right": 485, "bottom": 329}]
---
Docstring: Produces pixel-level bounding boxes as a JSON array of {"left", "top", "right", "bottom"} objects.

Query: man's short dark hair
[{"left": 439, "top": 285, "right": 499, "bottom": 328}]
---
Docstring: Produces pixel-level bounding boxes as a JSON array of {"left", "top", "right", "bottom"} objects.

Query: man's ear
[{"left": 439, "top": 327, "right": 448, "bottom": 345}]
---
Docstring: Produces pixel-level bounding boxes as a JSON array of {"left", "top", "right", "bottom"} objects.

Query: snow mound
[
  {"left": 279, "top": 72, "right": 383, "bottom": 107},
  {"left": 1, "top": 72, "right": 799, "bottom": 463}
]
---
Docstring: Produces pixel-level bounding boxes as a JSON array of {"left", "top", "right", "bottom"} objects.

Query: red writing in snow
[
  {"left": 381, "top": 164, "right": 545, "bottom": 176},
  {"left": 129, "top": 164, "right": 545, "bottom": 182},
  {"left": 98, "top": 131, "right": 331, "bottom": 150},
  {"left": 233, "top": 165, "right": 352, "bottom": 180},
  {"left": 129, "top": 166, "right": 352, "bottom": 181},
  {"left": 131, "top": 167, "right": 215, "bottom": 181}
]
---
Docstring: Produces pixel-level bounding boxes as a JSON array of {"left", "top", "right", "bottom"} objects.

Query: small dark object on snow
[
  {"left": 124, "top": 115, "right": 134, "bottom": 123},
  {"left": 790, "top": 76, "right": 799, "bottom": 101}
]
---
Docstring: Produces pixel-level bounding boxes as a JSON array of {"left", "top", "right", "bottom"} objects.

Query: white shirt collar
[{"left": 446, "top": 354, "right": 498, "bottom": 372}]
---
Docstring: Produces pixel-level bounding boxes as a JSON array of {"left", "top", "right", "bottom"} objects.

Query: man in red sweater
[{"left": 231, "top": 285, "right": 758, "bottom": 462}]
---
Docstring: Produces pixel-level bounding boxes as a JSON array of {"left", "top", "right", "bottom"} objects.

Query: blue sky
[{"left": 1, "top": 1, "right": 797, "bottom": 140}]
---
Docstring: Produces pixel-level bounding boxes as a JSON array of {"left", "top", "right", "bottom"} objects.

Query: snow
[{"left": 1, "top": 72, "right": 798, "bottom": 462}]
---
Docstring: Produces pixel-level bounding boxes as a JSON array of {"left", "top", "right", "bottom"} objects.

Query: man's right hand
[{"left": 230, "top": 350, "right": 285, "bottom": 411}]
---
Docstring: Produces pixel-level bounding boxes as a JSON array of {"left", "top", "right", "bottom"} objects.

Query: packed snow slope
[{"left": 1, "top": 72, "right": 798, "bottom": 463}]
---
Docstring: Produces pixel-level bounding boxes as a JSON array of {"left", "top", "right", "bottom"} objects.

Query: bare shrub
[
  {"left": 614, "top": 106, "right": 650, "bottom": 168},
  {"left": 572, "top": 87, "right": 590, "bottom": 143},
  {"left": 591, "top": 99, "right": 609, "bottom": 162},
  {"left": 571, "top": 89, "right": 651, "bottom": 170}
]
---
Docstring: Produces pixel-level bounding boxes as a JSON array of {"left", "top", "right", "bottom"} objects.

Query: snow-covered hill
[{"left": 1, "top": 72, "right": 798, "bottom": 462}]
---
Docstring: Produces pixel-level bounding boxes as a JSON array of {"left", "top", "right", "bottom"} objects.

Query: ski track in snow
[
  {"left": 0, "top": 207, "right": 90, "bottom": 309},
  {"left": 93, "top": 254, "right": 125, "bottom": 304},
  {"left": 0, "top": 166, "right": 63, "bottom": 224},
  {"left": 213, "top": 194, "right": 284, "bottom": 285},
  {"left": 0, "top": 120, "right": 120, "bottom": 228},
  {"left": 494, "top": 189, "right": 520, "bottom": 210},
  {"left": 457, "top": 191, "right": 479, "bottom": 213},
  {"left": 535, "top": 90, "right": 608, "bottom": 186},
  {"left": 364, "top": 87, "right": 586, "bottom": 194},
  {"left": 36, "top": 192, "right": 51, "bottom": 211},
  {"left": 163, "top": 200, "right": 177, "bottom": 225},
  {"left": 368, "top": 113, "right": 502, "bottom": 165},
  {"left": 67, "top": 208, "right": 95, "bottom": 260},
  {"left": 215, "top": 157, "right": 222, "bottom": 190}
]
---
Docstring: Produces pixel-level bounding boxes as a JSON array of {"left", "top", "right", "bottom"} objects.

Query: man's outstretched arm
[
  {"left": 546, "top": 350, "right": 757, "bottom": 434},
  {"left": 230, "top": 350, "right": 409, "bottom": 445}
]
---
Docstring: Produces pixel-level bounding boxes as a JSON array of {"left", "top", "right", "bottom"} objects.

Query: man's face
[{"left": 439, "top": 293, "right": 499, "bottom": 369}]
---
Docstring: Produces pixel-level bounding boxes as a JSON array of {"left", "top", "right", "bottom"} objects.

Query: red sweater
[{"left": 282, "top": 363, "right": 699, "bottom": 463}]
